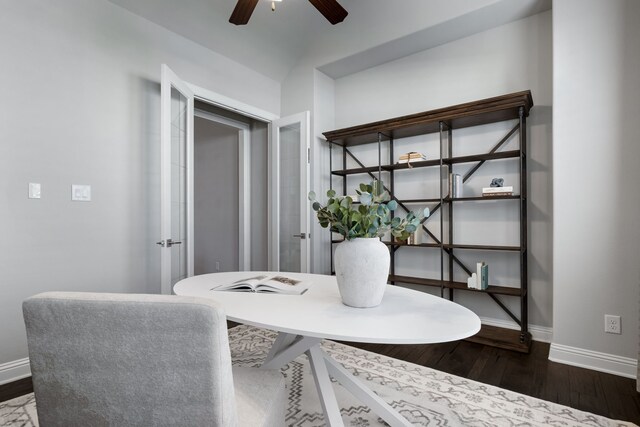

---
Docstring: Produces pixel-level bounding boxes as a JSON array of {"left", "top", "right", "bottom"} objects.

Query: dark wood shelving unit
[{"left": 324, "top": 91, "right": 533, "bottom": 353}]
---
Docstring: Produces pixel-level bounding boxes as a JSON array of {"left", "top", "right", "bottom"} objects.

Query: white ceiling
[{"left": 108, "top": 0, "right": 551, "bottom": 82}]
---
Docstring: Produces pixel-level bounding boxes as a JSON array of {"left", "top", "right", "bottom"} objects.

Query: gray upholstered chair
[{"left": 23, "top": 292, "right": 286, "bottom": 427}]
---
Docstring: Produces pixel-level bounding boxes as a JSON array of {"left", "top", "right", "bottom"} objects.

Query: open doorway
[{"left": 193, "top": 101, "right": 269, "bottom": 274}]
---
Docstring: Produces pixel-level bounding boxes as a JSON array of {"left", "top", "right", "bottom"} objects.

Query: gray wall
[
  {"left": 552, "top": 0, "right": 640, "bottom": 361},
  {"left": 0, "top": 0, "right": 279, "bottom": 370},
  {"left": 194, "top": 118, "right": 239, "bottom": 274}
]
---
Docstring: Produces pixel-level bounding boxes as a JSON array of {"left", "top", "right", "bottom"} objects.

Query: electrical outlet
[{"left": 604, "top": 315, "right": 621, "bottom": 334}]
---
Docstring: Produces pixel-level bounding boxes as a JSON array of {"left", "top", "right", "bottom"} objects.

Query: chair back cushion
[{"left": 23, "top": 292, "right": 238, "bottom": 426}]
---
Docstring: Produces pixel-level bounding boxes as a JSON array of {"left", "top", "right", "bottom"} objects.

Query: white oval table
[{"left": 175, "top": 272, "right": 481, "bottom": 427}]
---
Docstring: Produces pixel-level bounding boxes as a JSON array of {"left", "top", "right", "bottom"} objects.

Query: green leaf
[
  {"left": 308, "top": 191, "right": 316, "bottom": 201},
  {"left": 405, "top": 224, "right": 417, "bottom": 233},
  {"left": 359, "top": 183, "right": 368, "bottom": 192},
  {"left": 327, "top": 189, "right": 336, "bottom": 198},
  {"left": 387, "top": 200, "right": 397, "bottom": 210},
  {"left": 423, "top": 207, "right": 430, "bottom": 217},
  {"left": 359, "top": 193, "right": 373, "bottom": 206},
  {"left": 312, "top": 202, "right": 321, "bottom": 211}
]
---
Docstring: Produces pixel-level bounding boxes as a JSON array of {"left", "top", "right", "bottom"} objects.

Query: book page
[
  {"left": 212, "top": 274, "right": 268, "bottom": 292},
  {"left": 255, "top": 276, "right": 310, "bottom": 294}
]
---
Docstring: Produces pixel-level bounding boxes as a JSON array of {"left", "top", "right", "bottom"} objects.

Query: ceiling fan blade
[
  {"left": 308, "top": 0, "right": 348, "bottom": 25},
  {"left": 229, "top": 0, "right": 259, "bottom": 25}
]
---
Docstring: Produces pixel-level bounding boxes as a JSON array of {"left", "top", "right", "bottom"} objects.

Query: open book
[{"left": 211, "top": 274, "right": 310, "bottom": 295}]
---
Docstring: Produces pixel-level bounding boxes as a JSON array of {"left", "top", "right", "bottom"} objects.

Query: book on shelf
[
  {"left": 211, "top": 274, "right": 310, "bottom": 295},
  {"left": 398, "top": 151, "right": 426, "bottom": 163},
  {"left": 482, "top": 186, "right": 513, "bottom": 194},
  {"left": 482, "top": 192, "right": 513, "bottom": 197},
  {"left": 481, "top": 264, "right": 489, "bottom": 290},
  {"left": 468, "top": 262, "right": 488, "bottom": 290}
]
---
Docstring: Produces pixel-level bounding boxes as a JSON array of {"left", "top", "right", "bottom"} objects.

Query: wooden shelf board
[
  {"left": 324, "top": 91, "right": 533, "bottom": 146},
  {"left": 383, "top": 241, "right": 440, "bottom": 249},
  {"left": 444, "top": 244, "right": 522, "bottom": 252},
  {"left": 465, "top": 324, "right": 532, "bottom": 353},
  {"left": 445, "top": 150, "right": 520, "bottom": 164},
  {"left": 445, "top": 281, "right": 522, "bottom": 296},
  {"left": 387, "top": 276, "right": 522, "bottom": 296},
  {"left": 449, "top": 195, "right": 520, "bottom": 201},
  {"left": 398, "top": 198, "right": 442, "bottom": 204},
  {"left": 387, "top": 275, "right": 442, "bottom": 287},
  {"left": 331, "top": 151, "right": 520, "bottom": 176},
  {"left": 331, "top": 166, "right": 386, "bottom": 176}
]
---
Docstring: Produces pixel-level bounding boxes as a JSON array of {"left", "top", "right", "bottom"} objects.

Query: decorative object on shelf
[
  {"left": 490, "top": 178, "right": 505, "bottom": 187},
  {"left": 482, "top": 186, "right": 513, "bottom": 197},
  {"left": 309, "top": 182, "right": 429, "bottom": 308},
  {"left": 407, "top": 228, "right": 421, "bottom": 245},
  {"left": 398, "top": 152, "right": 427, "bottom": 168},
  {"left": 467, "top": 274, "right": 478, "bottom": 289},
  {"left": 449, "top": 173, "right": 463, "bottom": 198}
]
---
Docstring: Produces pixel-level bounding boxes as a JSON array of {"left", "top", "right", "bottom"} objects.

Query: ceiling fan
[{"left": 229, "top": 0, "right": 348, "bottom": 25}]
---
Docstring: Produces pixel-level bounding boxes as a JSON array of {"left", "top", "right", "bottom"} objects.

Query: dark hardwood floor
[{"left": 3, "top": 330, "right": 638, "bottom": 425}]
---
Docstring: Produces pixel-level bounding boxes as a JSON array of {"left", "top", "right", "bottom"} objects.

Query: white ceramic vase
[{"left": 334, "top": 238, "right": 390, "bottom": 308}]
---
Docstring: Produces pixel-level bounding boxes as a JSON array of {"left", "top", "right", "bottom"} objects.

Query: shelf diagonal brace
[
  {"left": 462, "top": 123, "right": 520, "bottom": 184},
  {"left": 487, "top": 293, "right": 522, "bottom": 327},
  {"left": 344, "top": 148, "right": 473, "bottom": 277}
]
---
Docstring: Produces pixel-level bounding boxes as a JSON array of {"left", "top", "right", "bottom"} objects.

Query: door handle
[
  {"left": 293, "top": 233, "right": 307, "bottom": 239},
  {"left": 156, "top": 239, "right": 183, "bottom": 248}
]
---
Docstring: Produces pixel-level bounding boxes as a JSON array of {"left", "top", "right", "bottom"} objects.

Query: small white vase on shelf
[{"left": 334, "top": 237, "right": 390, "bottom": 308}]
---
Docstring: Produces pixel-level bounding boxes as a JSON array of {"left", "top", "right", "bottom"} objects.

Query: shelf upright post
[
  {"left": 438, "top": 122, "right": 445, "bottom": 298},
  {"left": 328, "top": 141, "right": 335, "bottom": 275},
  {"left": 389, "top": 135, "right": 395, "bottom": 282},
  {"left": 447, "top": 123, "right": 454, "bottom": 301},
  {"left": 519, "top": 106, "right": 529, "bottom": 343},
  {"left": 342, "top": 143, "right": 347, "bottom": 197}
]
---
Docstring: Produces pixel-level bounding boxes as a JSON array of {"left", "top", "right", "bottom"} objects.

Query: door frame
[{"left": 193, "top": 109, "right": 251, "bottom": 270}]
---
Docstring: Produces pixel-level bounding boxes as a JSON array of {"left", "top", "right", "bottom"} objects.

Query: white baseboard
[
  {"left": 0, "top": 358, "right": 31, "bottom": 386},
  {"left": 549, "top": 343, "right": 637, "bottom": 379},
  {"left": 479, "top": 316, "right": 553, "bottom": 343}
]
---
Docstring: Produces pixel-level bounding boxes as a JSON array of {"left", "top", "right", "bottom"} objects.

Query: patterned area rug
[{"left": 1, "top": 325, "right": 635, "bottom": 427}]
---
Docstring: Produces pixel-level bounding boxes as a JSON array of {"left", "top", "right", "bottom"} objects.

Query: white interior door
[
  {"left": 159, "top": 64, "right": 194, "bottom": 294},
  {"left": 270, "top": 111, "right": 311, "bottom": 273}
]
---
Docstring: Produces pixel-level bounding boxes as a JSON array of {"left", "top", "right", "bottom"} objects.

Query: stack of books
[
  {"left": 398, "top": 152, "right": 427, "bottom": 164},
  {"left": 482, "top": 186, "right": 513, "bottom": 197}
]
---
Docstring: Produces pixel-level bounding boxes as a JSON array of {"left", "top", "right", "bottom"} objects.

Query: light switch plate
[
  {"left": 71, "top": 184, "right": 91, "bottom": 202},
  {"left": 28, "top": 183, "right": 41, "bottom": 199}
]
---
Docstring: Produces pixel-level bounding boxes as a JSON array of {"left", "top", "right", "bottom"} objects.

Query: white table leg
[
  {"left": 322, "top": 350, "right": 412, "bottom": 427},
  {"left": 262, "top": 332, "right": 299, "bottom": 364},
  {"left": 260, "top": 333, "right": 411, "bottom": 427},
  {"left": 307, "top": 345, "right": 344, "bottom": 427},
  {"left": 260, "top": 332, "right": 322, "bottom": 370}
]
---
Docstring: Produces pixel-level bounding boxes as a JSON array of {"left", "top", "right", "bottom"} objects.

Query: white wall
[
  {"left": 551, "top": 0, "right": 640, "bottom": 375},
  {"left": 327, "top": 12, "right": 553, "bottom": 332},
  {"left": 194, "top": 118, "right": 239, "bottom": 274},
  {"left": 0, "top": 0, "right": 279, "bottom": 375}
]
